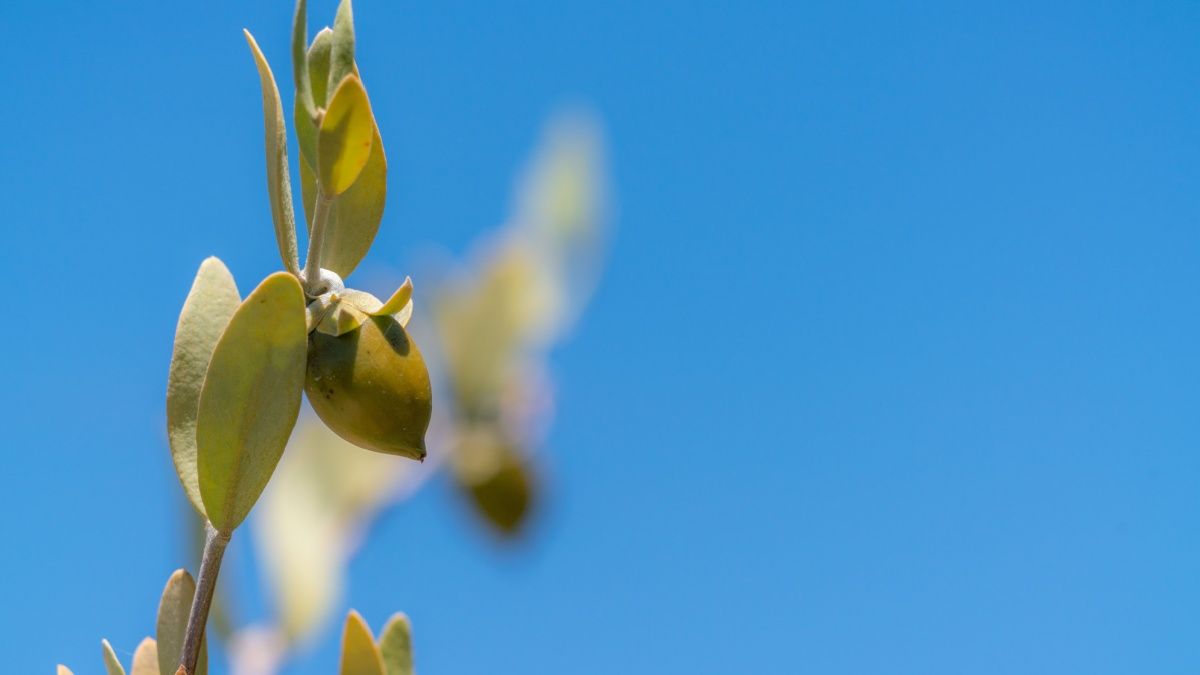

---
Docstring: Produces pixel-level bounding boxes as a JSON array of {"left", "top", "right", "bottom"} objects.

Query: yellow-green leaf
[
  {"left": 130, "top": 639, "right": 158, "bottom": 675},
  {"left": 157, "top": 570, "right": 207, "bottom": 675},
  {"left": 100, "top": 640, "right": 125, "bottom": 675},
  {"left": 328, "top": 0, "right": 356, "bottom": 99},
  {"left": 340, "top": 611, "right": 385, "bottom": 675},
  {"left": 318, "top": 74, "right": 374, "bottom": 196},
  {"left": 303, "top": 121, "right": 386, "bottom": 277},
  {"left": 167, "top": 258, "right": 241, "bottom": 517},
  {"left": 197, "top": 272, "right": 308, "bottom": 532},
  {"left": 244, "top": 30, "right": 301, "bottom": 276},
  {"left": 378, "top": 613, "right": 414, "bottom": 675},
  {"left": 372, "top": 277, "right": 412, "bottom": 317}
]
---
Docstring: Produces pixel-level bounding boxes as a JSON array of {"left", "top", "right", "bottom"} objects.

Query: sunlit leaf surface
[
  {"left": 197, "top": 272, "right": 307, "bottom": 532},
  {"left": 167, "top": 257, "right": 240, "bottom": 517}
]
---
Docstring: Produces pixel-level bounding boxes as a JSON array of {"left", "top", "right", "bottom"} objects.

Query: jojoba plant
[{"left": 58, "top": 1, "right": 425, "bottom": 673}]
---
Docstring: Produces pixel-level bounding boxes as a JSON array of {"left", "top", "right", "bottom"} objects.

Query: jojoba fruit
[{"left": 306, "top": 314, "right": 432, "bottom": 460}]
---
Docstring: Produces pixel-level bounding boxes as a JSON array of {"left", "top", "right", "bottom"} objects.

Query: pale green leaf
[
  {"left": 318, "top": 74, "right": 375, "bottom": 196},
  {"left": 156, "top": 570, "right": 207, "bottom": 675},
  {"left": 296, "top": 28, "right": 333, "bottom": 173},
  {"left": 292, "top": 0, "right": 314, "bottom": 120},
  {"left": 255, "top": 419, "right": 412, "bottom": 641},
  {"left": 309, "top": 28, "right": 334, "bottom": 107},
  {"left": 129, "top": 639, "right": 158, "bottom": 675},
  {"left": 340, "top": 611, "right": 385, "bottom": 675},
  {"left": 167, "top": 257, "right": 241, "bottom": 517},
  {"left": 197, "top": 272, "right": 308, "bottom": 532},
  {"left": 328, "top": 0, "right": 356, "bottom": 99},
  {"left": 244, "top": 30, "right": 301, "bottom": 276},
  {"left": 378, "top": 614, "right": 414, "bottom": 675},
  {"left": 100, "top": 639, "right": 125, "bottom": 675}
]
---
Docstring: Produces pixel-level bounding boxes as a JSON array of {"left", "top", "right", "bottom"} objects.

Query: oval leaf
[
  {"left": 244, "top": 30, "right": 301, "bottom": 276},
  {"left": 318, "top": 75, "right": 374, "bottom": 196},
  {"left": 100, "top": 640, "right": 125, "bottom": 675},
  {"left": 197, "top": 272, "right": 308, "bottom": 532},
  {"left": 157, "top": 570, "right": 208, "bottom": 675},
  {"left": 130, "top": 639, "right": 158, "bottom": 675},
  {"left": 167, "top": 258, "right": 241, "bottom": 517},
  {"left": 378, "top": 614, "right": 414, "bottom": 675},
  {"left": 340, "top": 611, "right": 385, "bottom": 675}
]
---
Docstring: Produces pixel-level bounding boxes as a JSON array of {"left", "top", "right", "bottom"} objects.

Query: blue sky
[{"left": 2, "top": 1, "right": 1199, "bottom": 673}]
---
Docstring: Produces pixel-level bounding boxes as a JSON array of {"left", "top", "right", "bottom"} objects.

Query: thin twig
[
  {"left": 303, "top": 192, "right": 333, "bottom": 293},
  {"left": 178, "top": 523, "right": 231, "bottom": 675}
]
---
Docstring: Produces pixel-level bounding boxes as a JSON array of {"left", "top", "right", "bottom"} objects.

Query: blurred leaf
[
  {"left": 244, "top": 30, "right": 301, "bottom": 276},
  {"left": 255, "top": 419, "right": 408, "bottom": 641},
  {"left": 327, "top": 0, "right": 356, "bottom": 99},
  {"left": 156, "top": 570, "right": 207, "bottom": 675},
  {"left": 197, "top": 272, "right": 308, "bottom": 532},
  {"left": 57, "top": 666, "right": 74, "bottom": 675},
  {"left": 378, "top": 614, "right": 414, "bottom": 675},
  {"left": 100, "top": 639, "right": 124, "bottom": 675},
  {"left": 129, "top": 638, "right": 158, "bottom": 675},
  {"left": 452, "top": 432, "right": 535, "bottom": 536},
  {"left": 317, "top": 74, "right": 374, "bottom": 196},
  {"left": 291, "top": 0, "right": 314, "bottom": 121},
  {"left": 167, "top": 257, "right": 241, "bottom": 517},
  {"left": 373, "top": 278, "right": 412, "bottom": 317}
]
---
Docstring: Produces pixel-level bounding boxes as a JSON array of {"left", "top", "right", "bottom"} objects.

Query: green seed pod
[
  {"left": 451, "top": 429, "right": 535, "bottom": 536},
  {"left": 306, "top": 314, "right": 432, "bottom": 460}
]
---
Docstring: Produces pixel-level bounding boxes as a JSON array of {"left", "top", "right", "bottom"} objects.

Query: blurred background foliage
[{"left": 218, "top": 114, "right": 607, "bottom": 674}]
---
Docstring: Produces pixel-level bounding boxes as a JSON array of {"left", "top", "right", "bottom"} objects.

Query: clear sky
[{"left": 2, "top": 1, "right": 1199, "bottom": 673}]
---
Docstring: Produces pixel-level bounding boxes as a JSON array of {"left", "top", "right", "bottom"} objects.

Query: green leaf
[
  {"left": 378, "top": 614, "right": 414, "bottom": 675},
  {"left": 309, "top": 28, "right": 334, "bottom": 107},
  {"left": 328, "top": 0, "right": 356, "bottom": 100},
  {"left": 318, "top": 74, "right": 375, "bottom": 196},
  {"left": 100, "top": 639, "right": 125, "bottom": 675},
  {"left": 167, "top": 258, "right": 241, "bottom": 517},
  {"left": 296, "top": 27, "right": 334, "bottom": 172},
  {"left": 244, "top": 30, "right": 301, "bottom": 276},
  {"left": 303, "top": 121, "right": 385, "bottom": 277},
  {"left": 129, "top": 639, "right": 158, "bottom": 675},
  {"left": 292, "top": 0, "right": 314, "bottom": 120},
  {"left": 157, "top": 570, "right": 207, "bottom": 675},
  {"left": 197, "top": 272, "right": 308, "bottom": 532},
  {"left": 340, "top": 611, "right": 385, "bottom": 675}
]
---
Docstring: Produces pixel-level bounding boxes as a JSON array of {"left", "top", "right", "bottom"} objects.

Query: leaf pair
[
  {"left": 167, "top": 258, "right": 308, "bottom": 533},
  {"left": 248, "top": 0, "right": 384, "bottom": 281},
  {"left": 340, "top": 611, "right": 414, "bottom": 675},
  {"left": 71, "top": 571, "right": 208, "bottom": 675}
]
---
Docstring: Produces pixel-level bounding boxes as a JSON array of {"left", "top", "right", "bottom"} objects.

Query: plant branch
[
  {"left": 303, "top": 191, "right": 333, "bottom": 293},
  {"left": 177, "top": 523, "right": 231, "bottom": 675}
]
